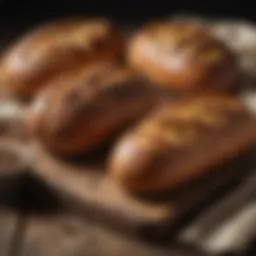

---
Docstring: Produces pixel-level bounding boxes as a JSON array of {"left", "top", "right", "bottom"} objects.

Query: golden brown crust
[
  {"left": 109, "top": 95, "right": 256, "bottom": 194},
  {"left": 0, "top": 17, "right": 124, "bottom": 99},
  {"left": 127, "top": 21, "right": 240, "bottom": 92},
  {"left": 26, "top": 63, "right": 158, "bottom": 156}
]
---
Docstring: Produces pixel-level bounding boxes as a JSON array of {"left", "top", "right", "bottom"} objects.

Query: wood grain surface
[
  {"left": 18, "top": 213, "right": 205, "bottom": 256},
  {"left": 30, "top": 142, "right": 255, "bottom": 239}
]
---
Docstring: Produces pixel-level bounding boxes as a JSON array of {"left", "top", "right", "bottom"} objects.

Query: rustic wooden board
[
  {"left": 19, "top": 212, "right": 206, "bottom": 256},
  {"left": 30, "top": 143, "right": 254, "bottom": 239}
]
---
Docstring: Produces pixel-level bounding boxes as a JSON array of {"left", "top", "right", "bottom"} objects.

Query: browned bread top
[{"left": 134, "top": 95, "right": 246, "bottom": 146}]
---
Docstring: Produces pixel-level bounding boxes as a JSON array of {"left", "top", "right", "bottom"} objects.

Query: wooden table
[
  {"left": 0, "top": 173, "right": 207, "bottom": 256},
  {"left": 0, "top": 206, "right": 254, "bottom": 256},
  {"left": 0, "top": 208, "right": 205, "bottom": 256},
  {"left": 0, "top": 185, "right": 254, "bottom": 256}
]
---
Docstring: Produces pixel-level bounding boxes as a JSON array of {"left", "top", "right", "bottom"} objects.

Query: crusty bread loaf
[
  {"left": 0, "top": 17, "right": 124, "bottom": 100},
  {"left": 109, "top": 94, "right": 255, "bottom": 194},
  {"left": 127, "top": 21, "right": 240, "bottom": 93},
  {"left": 26, "top": 63, "right": 158, "bottom": 156}
]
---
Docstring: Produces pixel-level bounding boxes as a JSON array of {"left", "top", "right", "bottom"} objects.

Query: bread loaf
[
  {"left": 0, "top": 17, "right": 124, "bottom": 100},
  {"left": 109, "top": 95, "right": 255, "bottom": 194},
  {"left": 127, "top": 21, "right": 240, "bottom": 93},
  {"left": 27, "top": 63, "right": 158, "bottom": 156}
]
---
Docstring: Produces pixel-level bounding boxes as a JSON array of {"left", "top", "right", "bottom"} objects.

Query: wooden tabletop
[
  {"left": 0, "top": 207, "right": 205, "bottom": 256},
  {"left": 0, "top": 204, "right": 254, "bottom": 256},
  {"left": 0, "top": 174, "right": 254, "bottom": 256},
  {"left": 0, "top": 171, "right": 207, "bottom": 256}
]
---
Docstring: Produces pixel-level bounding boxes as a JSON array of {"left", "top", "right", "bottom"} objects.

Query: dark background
[{"left": 0, "top": 0, "right": 255, "bottom": 25}]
